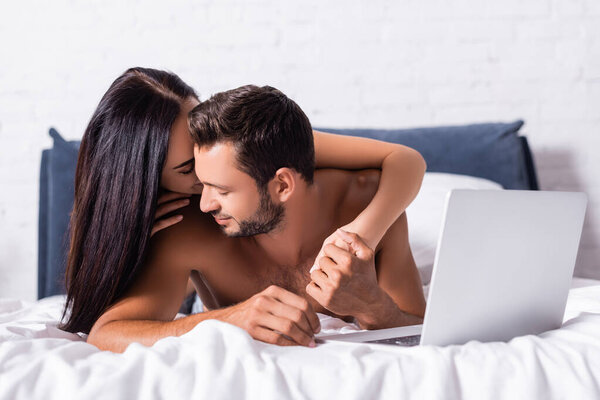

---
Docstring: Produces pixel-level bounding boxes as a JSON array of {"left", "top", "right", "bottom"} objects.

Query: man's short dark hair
[{"left": 188, "top": 85, "right": 315, "bottom": 189}]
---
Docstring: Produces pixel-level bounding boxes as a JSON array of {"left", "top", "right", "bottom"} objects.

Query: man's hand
[
  {"left": 218, "top": 285, "right": 321, "bottom": 347},
  {"left": 309, "top": 221, "right": 378, "bottom": 274},
  {"left": 306, "top": 229, "right": 382, "bottom": 318}
]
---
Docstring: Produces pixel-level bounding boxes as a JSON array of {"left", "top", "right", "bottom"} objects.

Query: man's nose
[{"left": 199, "top": 190, "right": 218, "bottom": 213}]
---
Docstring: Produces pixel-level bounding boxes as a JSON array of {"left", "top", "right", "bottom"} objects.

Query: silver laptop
[{"left": 318, "top": 190, "right": 587, "bottom": 347}]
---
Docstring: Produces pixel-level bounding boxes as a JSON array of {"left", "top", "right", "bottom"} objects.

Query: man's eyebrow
[
  {"left": 173, "top": 158, "right": 194, "bottom": 169},
  {"left": 201, "top": 181, "right": 232, "bottom": 191}
]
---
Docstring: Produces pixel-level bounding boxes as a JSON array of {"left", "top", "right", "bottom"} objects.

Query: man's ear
[{"left": 269, "top": 168, "right": 297, "bottom": 202}]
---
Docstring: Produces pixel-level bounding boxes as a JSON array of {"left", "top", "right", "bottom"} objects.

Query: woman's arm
[{"left": 313, "top": 130, "right": 427, "bottom": 250}]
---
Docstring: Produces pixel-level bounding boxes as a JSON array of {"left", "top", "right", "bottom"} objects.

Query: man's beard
[{"left": 222, "top": 190, "right": 285, "bottom": 237}]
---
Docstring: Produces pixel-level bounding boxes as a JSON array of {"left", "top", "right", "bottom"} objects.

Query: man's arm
[
  {"left": 306, "top": 212, "right": 426, "bottom": 330},
  {"left": 88, "top": 263, "right": 322, "bottom": 353},
  {"left": 89, "top": 287, "right": 321, "bottom": 353},
  {"left": 90, "top": 309, "right": 225, "bottom": 353},
  {"left": 354, "top": 211, "right": 426, "bottom": 329},
  {"left": 86, "top": 202, "right": 218, "bottom": 351},
  {"left": 87, "top": 204, "right": 320, "bottom": 352},
  {"left": 87, "top": 257, "right": 203, "bottom": 352}
]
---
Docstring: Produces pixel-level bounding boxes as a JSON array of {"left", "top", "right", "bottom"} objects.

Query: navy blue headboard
[
  {"left": 38, "top": 128, "right": 79, "bottom": 300},
  {"left": 317, "top": 120, "right": 537, "bottom": 191},
  {"left": 38, "top": 120, "right": 538, "bottom": 299}
]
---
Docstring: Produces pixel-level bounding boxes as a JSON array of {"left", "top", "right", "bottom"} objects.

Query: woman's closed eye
[
  {"left": 179, "top": 164, "right": 195, "bottom": 175},
  {"left": 179, "top": 160, "right": 194, "bottom": 175},
  {"left": 173, "top": 157, "right": 195, "bottom": 175}
]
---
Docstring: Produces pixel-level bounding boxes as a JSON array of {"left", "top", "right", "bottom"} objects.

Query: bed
[{"left": 1, "top": 120, "right": 598, "bottom": 399}]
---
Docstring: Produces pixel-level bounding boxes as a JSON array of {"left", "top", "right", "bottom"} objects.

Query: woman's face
[{"left": 160, "top": 97, "right": 203, "bottom": 194}]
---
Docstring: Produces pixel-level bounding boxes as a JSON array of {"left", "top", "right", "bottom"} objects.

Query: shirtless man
[{"left": 87, "top": 85, "right": 425, "bottom": 352}]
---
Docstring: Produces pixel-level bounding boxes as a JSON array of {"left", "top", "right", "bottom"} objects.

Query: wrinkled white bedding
[{"left": 1, "top": 281, "right": 600, "bottom": 400}]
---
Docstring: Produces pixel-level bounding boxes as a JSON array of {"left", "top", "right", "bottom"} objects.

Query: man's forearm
[
  {"left": 353, "top": 289, "right": 423, "bottom": 330},
  {"left": 87, "top": 309, "right": 225, "bottom": 353}
]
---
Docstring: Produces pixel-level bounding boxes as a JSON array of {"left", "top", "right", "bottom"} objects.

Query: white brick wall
[{"left": 1, "top": 0, "right": 599, "bottom": 301}]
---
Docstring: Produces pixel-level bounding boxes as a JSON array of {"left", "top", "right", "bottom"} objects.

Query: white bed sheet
[{"left": 1, "top": 279, "right": 600, "bottom": 400}]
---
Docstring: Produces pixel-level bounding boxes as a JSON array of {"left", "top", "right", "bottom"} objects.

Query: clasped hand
[{"left": 306, "top": 229, "right": 380, "bottom": 318}]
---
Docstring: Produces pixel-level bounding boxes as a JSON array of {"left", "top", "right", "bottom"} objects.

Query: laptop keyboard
[{"left": 366, "top": 334, "right": 421, "bottom": 346}]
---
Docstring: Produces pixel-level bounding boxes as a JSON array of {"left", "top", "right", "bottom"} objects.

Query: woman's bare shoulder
[{"left": 147, "top": 195, "right": 226, "bottom": 270}]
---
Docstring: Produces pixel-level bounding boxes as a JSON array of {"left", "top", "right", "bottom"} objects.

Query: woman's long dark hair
[{"left": 60, "top": 67, "right": 198, "bottom": 334}]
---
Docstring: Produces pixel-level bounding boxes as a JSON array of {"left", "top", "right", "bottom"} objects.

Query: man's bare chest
[{"left": 191, "top": 244, "right": 334, "bottom": 316}]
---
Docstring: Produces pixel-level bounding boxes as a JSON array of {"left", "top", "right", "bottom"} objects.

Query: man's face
[{"left": 193, "top": 142, "right": 284, "bottom": 237}]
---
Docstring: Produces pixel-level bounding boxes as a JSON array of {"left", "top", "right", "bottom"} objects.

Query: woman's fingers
[
  {"left": 151, "top": 214, "right": 183, "bottom": 237},
  {"left": 155, "top": 198, "right": 190, "bottom": 219},
  {"left": 334, "top": 229, "right": 373, "bottom": 259},
  {"left": 334, "top": 237, "right": 351, "bottom": 252},
  {"left": 157, "top": 191, "right": 191, "bottom": 206},
  {"left": 310, "top": 231, "right": 353, "bottom": 273},
  {"left": 151, "top": 192, "right": 191, "bottom": 236}
]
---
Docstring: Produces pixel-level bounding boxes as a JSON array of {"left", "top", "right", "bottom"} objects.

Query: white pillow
[{"left": 406, "top": 173, "right": 503, "bottom": 285}]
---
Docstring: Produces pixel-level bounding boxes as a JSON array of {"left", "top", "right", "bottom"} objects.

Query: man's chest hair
[
  {"left": 260, "top": 259, "right": 314, "bottom": 294},
  {"left": 200, "top": 243, "right": 314, "bottom": 290}
]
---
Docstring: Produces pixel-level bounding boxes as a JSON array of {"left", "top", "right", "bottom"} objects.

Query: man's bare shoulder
[
  {"left": 315, "top": 169, "right": 381, "bottom": 222},
  {"left": 344, "top": 168, "right": 381, "bottom": 204}
]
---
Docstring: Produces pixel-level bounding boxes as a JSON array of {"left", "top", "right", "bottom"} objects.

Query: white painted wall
[{"left": 1, "top": 0, "right": 599, "bottom": 301}]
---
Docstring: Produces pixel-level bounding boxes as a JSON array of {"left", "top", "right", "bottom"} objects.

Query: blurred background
[{"left": 1, "top": 0, "right": 599, "bottom": 301}]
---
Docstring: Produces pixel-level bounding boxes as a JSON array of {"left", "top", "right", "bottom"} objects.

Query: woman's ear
[{"left": 269, "top": 167, "right": 296, "bottom": 202}]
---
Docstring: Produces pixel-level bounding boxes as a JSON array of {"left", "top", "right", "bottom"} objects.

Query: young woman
[{"left": 60, "top": 67, "right": 426, "bottom": 348}]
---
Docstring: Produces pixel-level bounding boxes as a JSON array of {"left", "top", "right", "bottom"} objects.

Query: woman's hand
[
  {"left": 151, "top": 191, "right": 191, "bottom": 237},
  {"left": 310, "top": 222, "right": 368, "bottom": 274},
  {"left": 311, "top": 130, "right": 426, "bottom": 272}
]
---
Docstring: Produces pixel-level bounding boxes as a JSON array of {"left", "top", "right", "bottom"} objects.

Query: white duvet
[{"left": 1, "top": 281, "right": 600, "bottom": 400}]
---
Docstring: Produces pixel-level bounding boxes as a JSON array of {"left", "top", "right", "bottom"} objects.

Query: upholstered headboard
[
  {"left": 38, "top": 120, "right": 538, "bottom": 299},
  {"left": 38, "top": 129, "right": 79, "bottom": 300},
  {"left": 317, "top": 120, "right": 537, "bottom": 191}
]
